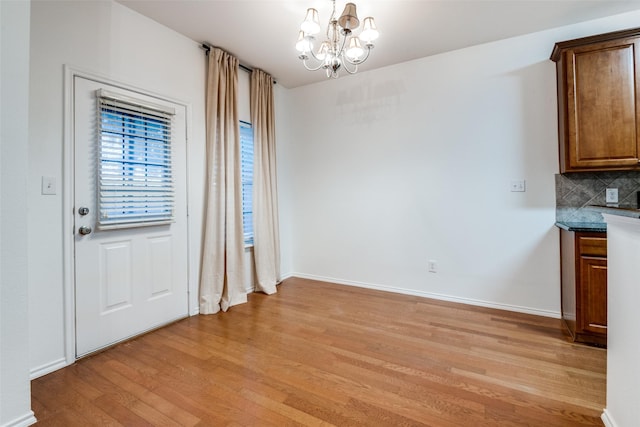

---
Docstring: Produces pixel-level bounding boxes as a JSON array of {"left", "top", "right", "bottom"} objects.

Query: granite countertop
[
  {"left": 556, "top": 205, "right": 640, "bottom": 232},
  {"left": 585, "top": 205, "right": 640, "bottom": 220},
  {"left": 555, "top": 221, "right": 607, "bottom": 233}
]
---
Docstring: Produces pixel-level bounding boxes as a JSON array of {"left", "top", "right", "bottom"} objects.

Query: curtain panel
[
  {"left": 199, "top": 48, "right": 247, "bottom": 314},
  {"left": 251, "top": 69, "right": 281, "bottom": 294}
]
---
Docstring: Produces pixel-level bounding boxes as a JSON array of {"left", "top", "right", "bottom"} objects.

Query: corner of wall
[{"left": 1, "top": 0, "right": 37, "bottom": 425}]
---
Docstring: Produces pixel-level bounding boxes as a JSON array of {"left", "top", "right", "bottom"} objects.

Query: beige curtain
[
  {"left": 199, "top": 48, "right": 247, "bottom": 314},
  {"left": 251, "top": 69, "right": 280, "bottom": 294}
]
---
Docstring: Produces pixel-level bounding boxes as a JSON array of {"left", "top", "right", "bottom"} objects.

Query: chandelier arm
[
  {"left": 342, "top": 46, "right": 372, "bottom": 66},
  {"left": 301, "top": 57, "right": 326, "bottom": 72},
  {"left": 341, "top": 58, "right": 359, "bottom": 75},
  {"left": 306, "top": 47, "right": 324, "bottom": 62}
]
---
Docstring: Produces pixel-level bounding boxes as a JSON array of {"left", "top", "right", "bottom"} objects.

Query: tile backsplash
[{"left": 556, "top": 171, "right": 640, "bottom": 223}]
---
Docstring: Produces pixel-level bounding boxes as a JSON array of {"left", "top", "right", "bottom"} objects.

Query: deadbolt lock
[{"left": 78, "top": 226, "right": 92, "bottom": 235}]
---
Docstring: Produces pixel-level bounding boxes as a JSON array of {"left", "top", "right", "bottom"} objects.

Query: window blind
[
  {"left": 97, "top": 89, "right": 175, "bottom": 229},
  {"left": 240, "top": 121, "right": 254, "bottom": 245}
]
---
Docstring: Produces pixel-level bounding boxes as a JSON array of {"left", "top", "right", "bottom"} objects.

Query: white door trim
[{"left": 61, "top": 65, "right": 194, "bottom": 368}]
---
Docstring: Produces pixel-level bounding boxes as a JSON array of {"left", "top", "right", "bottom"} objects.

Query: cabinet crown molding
[{"left": 550, "top": 27, "right": 640, "bottom": 61}]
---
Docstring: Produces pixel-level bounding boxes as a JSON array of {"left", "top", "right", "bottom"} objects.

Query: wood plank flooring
[{"left": 31, "top": 277, "right": 606, "bottom": 426}]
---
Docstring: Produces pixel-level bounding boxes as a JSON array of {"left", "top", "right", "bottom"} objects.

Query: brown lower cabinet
[{"left": 560, "top": 229, "right": 607, "bottom": 347}]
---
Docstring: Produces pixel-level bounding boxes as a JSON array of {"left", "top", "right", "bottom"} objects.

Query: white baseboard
[
  {"left": 289, "top": 273, "right": 561, "bottom": 319},
  {"left": 601, "top": 409, "right": 617, "bottom": 427},
  {"left": 1, "top": 411, "right": 37, "bottom": 427},
  {"left": 29, "top": 357, "right": 69, "bottom": 380},
  {"left": 279, "top": 272, "right": 294, "bottom": 282}
]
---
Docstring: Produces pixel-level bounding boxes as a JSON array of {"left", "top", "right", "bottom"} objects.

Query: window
[
  {"left": 97, "top": 89, "right": 175, "bottom": 229},
  {"left": 240, "top": 121, "right": 254, "bottom": 246}
]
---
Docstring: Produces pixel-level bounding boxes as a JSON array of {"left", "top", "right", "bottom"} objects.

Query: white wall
[
  {"left": 28, "top": 0, "right": 206, "bottom": 377},
  {"left": 1, "top": 1, "right": 37, "bottom": 425},
  {"left": 280, "top": 11, "right": 640, "bottom": 316},
  {"left": 275, "top": 83, "right": 294, "bottom": 277},
  {"left": 602, "top": 214, "right": 640, "bottom": 427}
]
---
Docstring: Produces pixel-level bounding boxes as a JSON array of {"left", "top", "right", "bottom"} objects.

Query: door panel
[
  {"left": 100, "top": 240, "right": 133, "bottom": 313},
  {"left": 74, "top": 76, "right": 189, "bottom": 357},
  {"left": 148, "top": 235, "right": 173, "bottom": 297},
  {"left": 580, "top": 256, "right": 608, "bottom": 335}
]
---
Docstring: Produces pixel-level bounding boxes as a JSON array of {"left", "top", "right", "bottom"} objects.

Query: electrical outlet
[
  {"left": 606, "top": 188, "right": 619, "bottom": 204},
  {"left": 428, "top": 260, "right": 437, "bottom": 273}
]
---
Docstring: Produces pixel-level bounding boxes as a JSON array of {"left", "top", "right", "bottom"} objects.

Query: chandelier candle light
[{"left": 296, "top": 0, "right": 379, "bottom": 78}]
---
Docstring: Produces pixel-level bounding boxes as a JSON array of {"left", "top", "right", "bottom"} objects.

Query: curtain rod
[{"left": 200, "top": 43, "right": 276, "bottom": 83}]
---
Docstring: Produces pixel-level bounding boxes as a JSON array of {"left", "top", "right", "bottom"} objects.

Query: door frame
[{"left": 62, "top": 65, "right": 195, "bottom": 366}]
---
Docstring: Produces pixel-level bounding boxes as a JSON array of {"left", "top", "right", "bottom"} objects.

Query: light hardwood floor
[{"left": 32, "top": 277, "right": 606, "bottom": 426}]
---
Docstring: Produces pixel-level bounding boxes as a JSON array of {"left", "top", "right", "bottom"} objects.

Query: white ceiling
[{"left": 116, "top": 0, "right": 640, "bottom": 88}]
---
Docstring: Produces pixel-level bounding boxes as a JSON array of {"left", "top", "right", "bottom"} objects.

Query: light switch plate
[
  {"left": 41, "top": 176, "right": 56, "bottom": 195},
  {"left": 606, "top": 188, "right": 619, "bottom": 204},
  {"left": 510, "top": 180, "right": 526, "bottom": 192}
]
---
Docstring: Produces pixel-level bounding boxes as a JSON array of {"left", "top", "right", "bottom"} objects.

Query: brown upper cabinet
[{"left": 551, "top": 28, "right": 640, "bottom": 173}]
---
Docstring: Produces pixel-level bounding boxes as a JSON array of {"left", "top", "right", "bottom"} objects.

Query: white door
[{"left": 73, "top": 76, "right": 189, "bottom": 357}]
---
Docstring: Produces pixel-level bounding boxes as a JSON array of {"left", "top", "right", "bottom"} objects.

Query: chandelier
[{"left": 295, "top": 0, "right": 379, "bottom": 79}]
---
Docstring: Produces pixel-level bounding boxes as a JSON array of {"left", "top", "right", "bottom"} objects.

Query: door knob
[{"left": 78, "top": 226, "right": 92, "bottom": 235}]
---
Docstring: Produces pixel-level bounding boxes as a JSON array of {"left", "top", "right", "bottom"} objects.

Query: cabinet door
[
  {"left": 579, "top": 256, "right": 607, "bottom": 335},
  {"left": 564, "top": 38, "right": 640, "bottom": 171}
]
